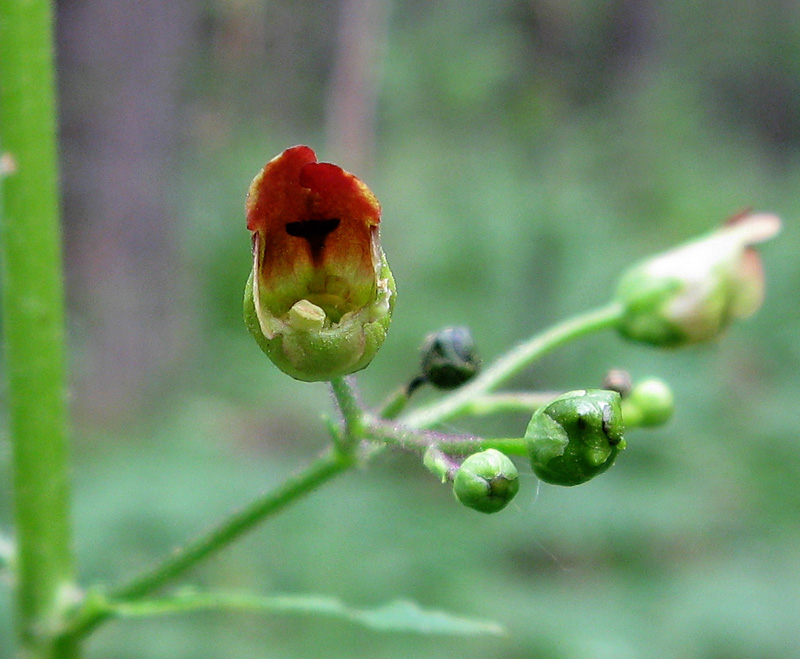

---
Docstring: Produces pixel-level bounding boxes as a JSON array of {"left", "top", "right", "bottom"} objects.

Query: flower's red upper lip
[
  {"left": 246, "top": 145, "right": 382, "bottom": 315},
  {"left": 246, "top": 145, "right": 317, "bottom": 233},
  {"left": 246, "top": 145, "right": 381, "bottom": 234}
]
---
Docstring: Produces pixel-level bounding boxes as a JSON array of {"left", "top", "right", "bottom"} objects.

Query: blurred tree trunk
[
  {"left": 325, "top": 0, "right": 388, "bottom": 174},
  {"left": 57, "top": 0, "right": 196, "bottom": 424}
]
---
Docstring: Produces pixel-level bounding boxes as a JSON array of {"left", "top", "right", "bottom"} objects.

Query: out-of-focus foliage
[{"left": 2, "top": 0, "right": 800, "bottom": 656}]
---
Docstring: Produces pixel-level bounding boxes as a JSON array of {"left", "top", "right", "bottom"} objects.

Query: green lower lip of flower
[{"left": 244, "top": 257, "right": 395, "bottom": 381}]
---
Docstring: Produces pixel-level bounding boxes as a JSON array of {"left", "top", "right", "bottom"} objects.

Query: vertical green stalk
[{"left": 0, "top": 1, "right": 78, "bottom": 656}]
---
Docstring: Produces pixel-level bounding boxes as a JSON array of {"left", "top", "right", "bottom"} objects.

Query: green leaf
[
  {"left": 106, "top": 590, "right": 504, "bottom": 637},
  {"left": 348, "top": 599, "right": 503, "bottom": 635}
]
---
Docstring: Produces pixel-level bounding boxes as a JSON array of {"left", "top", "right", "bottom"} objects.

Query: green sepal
[
  {"left": 244, "top": 254, "right": 395, "bottom": 381},
  {"left": 525, "top": 389, "right": 625, "bottom": 486},
  {"left": 615, "top": 272, "right": 688, "bottom": 347}
]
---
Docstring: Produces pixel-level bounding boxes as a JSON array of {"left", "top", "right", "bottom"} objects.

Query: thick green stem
[
  {"left": 400, "top": 303, "right": 624, "bottom": 429},
  {"left": 0, "top": 1, "right": 78, "bottom": 657}
]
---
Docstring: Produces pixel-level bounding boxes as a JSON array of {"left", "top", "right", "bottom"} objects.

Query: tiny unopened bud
[
  {"left": 601, "top": 369, "right": 633, "bottom": 397},
  {"left": 453, "top": 449, "right": 519, "bottom": 514},
  {"left": 622, "top": 378, "right": 674, "bottom": 428},
  {"left": 420, "top": 327, "right": 480, "bottom": 390},
  {"left": 526, "top": 389, "right": 625, "bottom": 486}
]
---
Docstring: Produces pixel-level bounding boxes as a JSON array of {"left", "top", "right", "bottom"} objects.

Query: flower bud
[
  {"left": 526, "top": 389, "right": 625, "bottom": 486},
  {"left": 453, "top": 449, "right": 519, "bottom": 513},
  {"left": 621, "top": 378, "right": 674, "bottom": 428},
  {"left": 243, "top": 146, "right": 396, "bottom": 381},
  {"left": 601, "top": 369, "right": 633, "bottom": 397},
  {"left": 614, "top": 212, "right": 781, "bottom": 347},
  {"left": 420, "top": 327, "right": 480, "bottom": 390}
]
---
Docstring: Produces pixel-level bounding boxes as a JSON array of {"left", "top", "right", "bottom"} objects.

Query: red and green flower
[{"left": 244, "top": 146, "right": 395, "bottom": 381}]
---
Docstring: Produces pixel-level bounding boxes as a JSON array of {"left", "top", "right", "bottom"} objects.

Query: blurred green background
[{"left": 2, "top": 0, "right": 800, "bottom": 656}]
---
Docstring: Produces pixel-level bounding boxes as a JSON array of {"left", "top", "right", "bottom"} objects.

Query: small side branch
[
  {"left": 400, "top": 303, "right": 624, "bottom": 429},
  {"left": 102, "top": 450, "right": 354, "bottom": 609}
]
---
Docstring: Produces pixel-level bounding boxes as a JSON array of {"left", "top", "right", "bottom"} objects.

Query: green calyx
[
  {"left": 244, "top": 254, "right": 395, "bottom": 381},
  {"left": 526, "top": 389, "right": 625, "bottom": 486},
  {"left": 614, "top": 271, "right": 688, "bottom": 347},
  {"left": 453, "top": 449, "right": 519, "bottom": 514}
]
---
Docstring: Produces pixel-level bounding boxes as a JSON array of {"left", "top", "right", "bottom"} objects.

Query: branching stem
[
  {"left": 107, "top": 449, "right": 354, "bottom": 607},
  {"left": 400, "top": 303, "right": 624, "bottom": 429}
]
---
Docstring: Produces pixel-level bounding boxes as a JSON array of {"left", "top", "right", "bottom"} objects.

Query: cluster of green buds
[
  {"left": 438, "top": 375, "right": 675, "bottom": 510},
  {"left": 240, "top": 149, "right": 782, "bottom": 514},
  {"left": 435, "top": 389, "right": 628, "bottom": 512}
]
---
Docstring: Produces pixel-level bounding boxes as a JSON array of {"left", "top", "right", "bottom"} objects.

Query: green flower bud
[
  {"left": 614, "top": 212, "right": 780, "bottom": 347},
  {"left": 420, "top": 327, "right": 480, "bottom": 390},
  {"left": 526, "top": 389, "right": 625, "bottom": 486},
  {"left": 244, "top": 146, "right": 396, "bottom": 381},
  {"left": 622, "top": 378, "right": 674, "bottom": 428},
  {"left": 453, "top": 449, "right": 519, "bottom": 514}
]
